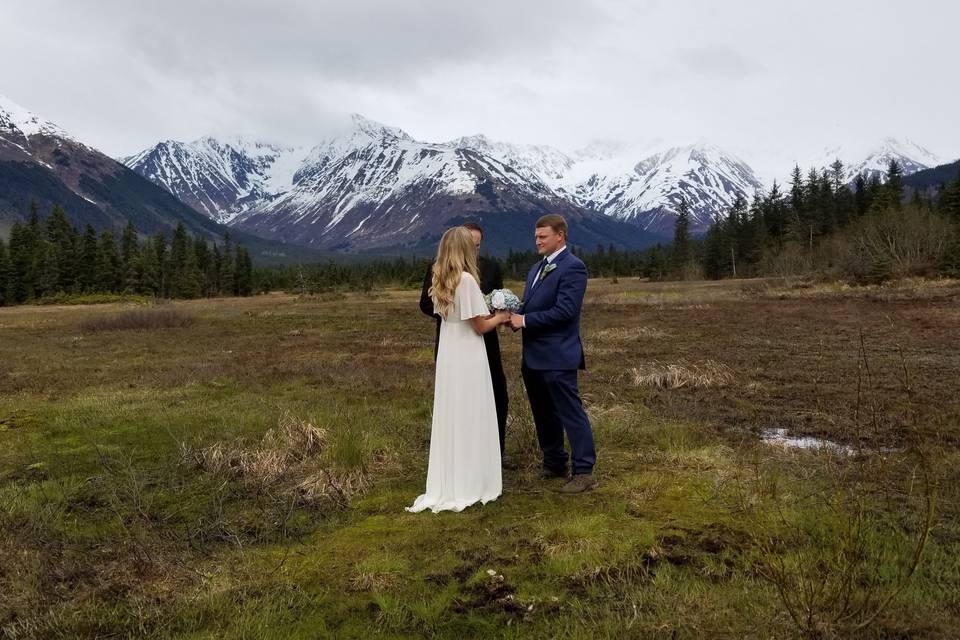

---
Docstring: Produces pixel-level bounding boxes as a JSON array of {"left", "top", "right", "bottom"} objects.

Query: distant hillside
[{"left": 903, "top": 159, "right": 960, "bottom": 191}]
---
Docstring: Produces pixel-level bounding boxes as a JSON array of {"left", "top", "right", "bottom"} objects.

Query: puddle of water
[{"left": 760, "top": 428, "right": 854, "bottom": 455}]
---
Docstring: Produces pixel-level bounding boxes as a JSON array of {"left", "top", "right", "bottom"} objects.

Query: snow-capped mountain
[
  {"left": 121, "top": 137, "right": 307, "bottom": 224},
  {"left": 227, "top": 115, "right": 660, "bottom": 252},
  {"left": 0, "top": 94, "right": 78, "bottom": 151},
  {"left": 455, "top": 134, "right": 763, "bottom": 235},
  {"left": 450, "top": 134, "right": 575, "bottom": 187},
  {"left": 0, "top": 94, "right": 331, "bottom": 263},
  {"left": 567, "top": 143, "right": 763, "bottom": 234},
  {"left": 815, "top": 137, "right": 945, "bottom": 183}
]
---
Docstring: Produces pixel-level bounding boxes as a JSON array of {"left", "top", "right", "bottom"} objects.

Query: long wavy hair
[{"left": 430, "top": 226, "right": 480, "bottom": 318}]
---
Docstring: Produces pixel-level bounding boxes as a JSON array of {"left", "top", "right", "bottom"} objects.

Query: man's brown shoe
[{"left": 558, "top": 473, "right": 598, "bottom": 494}]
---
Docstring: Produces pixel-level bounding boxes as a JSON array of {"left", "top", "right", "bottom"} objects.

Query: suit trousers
[{"left": 521, "top": 367, "right": 596, "bottom": 475}]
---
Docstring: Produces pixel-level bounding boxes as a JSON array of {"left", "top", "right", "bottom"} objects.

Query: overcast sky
[{"left": 2, "top": 0, "right": 958, "bottom": 177}]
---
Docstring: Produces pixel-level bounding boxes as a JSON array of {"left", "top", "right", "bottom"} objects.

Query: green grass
[{"left": 1, "top": 280, "right": 959, "bottom": 638}]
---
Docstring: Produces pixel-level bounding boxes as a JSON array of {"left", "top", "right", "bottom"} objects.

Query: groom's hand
[{"left": 509, "top": 313, "right": 524, "bottom": 330}]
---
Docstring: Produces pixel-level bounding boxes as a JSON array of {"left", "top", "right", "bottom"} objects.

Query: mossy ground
[{"left": 1, "top": 278, "right": 958, "bottom": 638}]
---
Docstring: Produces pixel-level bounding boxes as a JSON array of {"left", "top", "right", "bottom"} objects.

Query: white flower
[{"left": 491, "top": 291, "right": 506, "bottom": 308}]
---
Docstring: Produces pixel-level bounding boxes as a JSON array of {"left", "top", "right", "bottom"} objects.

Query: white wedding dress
[{"left": 407, "top": 272, "right": 502, "bottom": 513}]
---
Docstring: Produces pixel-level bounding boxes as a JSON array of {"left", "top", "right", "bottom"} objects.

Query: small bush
[{"left": 79, "top": 308, "right": 194, "bottom": 333}]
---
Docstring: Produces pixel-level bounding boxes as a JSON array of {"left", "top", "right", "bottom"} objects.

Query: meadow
[{"left": 1, "top": 277, "right": 958, "bottom": 639}]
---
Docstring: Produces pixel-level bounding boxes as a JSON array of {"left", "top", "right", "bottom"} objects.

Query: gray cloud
[
  {"left": 677, "top": 45, "right": 763, "bottom": 78},
  {"left": 1, "top": 0, "right": 957, "bottom": 179}
]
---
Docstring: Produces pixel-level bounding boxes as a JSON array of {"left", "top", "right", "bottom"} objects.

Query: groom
[{"left": 509, "top": 214, "right": 597, "bottom": 494}]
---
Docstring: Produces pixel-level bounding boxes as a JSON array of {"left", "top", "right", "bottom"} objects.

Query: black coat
[{"left": 419, "top": 256, "right": 504, "bottom": 360}]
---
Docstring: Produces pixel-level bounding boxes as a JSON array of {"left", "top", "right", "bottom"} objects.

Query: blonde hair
[{"left": 430, "top": 226, "right": 480, "bottom": 318}]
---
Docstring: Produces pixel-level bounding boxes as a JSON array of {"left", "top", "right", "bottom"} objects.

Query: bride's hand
[{"left": 496, "top": 311, "right": 512, "bottom": 324}]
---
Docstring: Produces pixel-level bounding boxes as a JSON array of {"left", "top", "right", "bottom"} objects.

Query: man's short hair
[
  {"left": 536, "top": 214, "right": 568, "bottom": 237},
  {"left": 462, "top": 222, "right": 483, "bottom": 237}
]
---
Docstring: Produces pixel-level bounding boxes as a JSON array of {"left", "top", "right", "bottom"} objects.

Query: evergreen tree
[
  {"left": 139, "top": 237, "right": 161, "bottom": 297},
  {"left": 34, "top": 240, "right": 60, "bottom": 298},
  {"left": 940, "top": 170, "right": 960, "bottom": 220},
  {"left": 789, "top": 165, "right": 805, "bottom": 220},
  {"left": 702, "top": 218, "right": 725, "bottom": 279},
  {"left": 234, "top": 246, "right": 253, "bottom": 295},
  {"left": 853, "top": 173, "right": 869, "bottom": 218},
  {"left": 152, "top": 230, "right": 168, "bottom": 297},
  {"left": 120, "top": 221, "right": 140, "bottom": 293},
  {"left": 79, "top": 224, "right": 99, "bottom": 292},
  {"left": 764, "top": 181, "right": 787, "bottom": 248},
  {"left": 176, "top": 240, "right": 203, "bottom": 299},
  {"left": 219, "top": 232, "right": 235, "bottom": 296},
  {"left": 671, "top": 198, "right": 691, "bottom": 274},
  {"left": 0, "top": 238, "right": 9, "bottom": 306},
  {"left": 193, "top": 236, "right": 211, "bottom": 296},
  {"left": 885, "top": 159, "right": 904, "bottom": 209},
  {"left": 169, "top": 223, "right": 189, "bottom": 297},
  {"left": 829, "top": 159, "right": 846, "bottom": 193},
  {"left": 96, "top": 229, "right": 121, "bottom": 292},
  {"left": 8, "top": 222, "right": 34, "bottom": 302},
  {"left": 45, "top": 205, "right": 78, "bottom": 293}
]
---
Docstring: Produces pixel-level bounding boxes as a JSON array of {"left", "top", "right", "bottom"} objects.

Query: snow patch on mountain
[{"left": 0, "top": 94, "right": 73, "bottom": 141}]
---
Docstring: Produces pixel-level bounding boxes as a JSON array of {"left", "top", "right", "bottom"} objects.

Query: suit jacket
[
  {"left": 419, "top": 255, "right": 504, "bottom": 360},
  {"left": 520, "top": 248, "right": 587, "bottom": 371}
]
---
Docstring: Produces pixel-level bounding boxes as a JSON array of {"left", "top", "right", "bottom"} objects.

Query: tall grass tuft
[{"left": 632, "top": 360, "right": 734, "bottom": 389}]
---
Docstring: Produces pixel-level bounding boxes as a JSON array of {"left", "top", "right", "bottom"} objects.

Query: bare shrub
[
  {"left": 632, "top": 360, "right": 734, "bottom": 389},
  {"left": 80, "top": 308, "right": 194, "bottom": 332},
  {"left": 843, "top": 207, "right": 954, "bottom": 283}
]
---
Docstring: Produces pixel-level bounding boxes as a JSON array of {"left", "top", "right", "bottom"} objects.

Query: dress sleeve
[{"left": 458, "top": 273, "right": 490, "bottom": 320}]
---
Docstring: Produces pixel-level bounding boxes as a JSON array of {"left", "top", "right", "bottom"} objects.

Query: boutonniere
[{"left": 540, "top": 263, "right": 558, "bottom": 280}]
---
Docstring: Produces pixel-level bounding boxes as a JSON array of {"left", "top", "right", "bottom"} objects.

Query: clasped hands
[{"left": 489, "top": 310, "right": 524, "bottom": 331}]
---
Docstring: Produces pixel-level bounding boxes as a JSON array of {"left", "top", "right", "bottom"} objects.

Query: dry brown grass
[
  {"left": 591, "top": 326, "right": 668, "bottom": 341},
  {"left": 79, "top": 308, "right": 194, "bottom": 332},
  {"left": 179, "top": 412, "right": 370, "bottom": 506},
  {"left": 631, "top": 360, "right": 735, "bottom": 389}
]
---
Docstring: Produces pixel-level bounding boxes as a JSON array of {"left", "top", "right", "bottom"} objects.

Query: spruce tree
[
  {"left": 702, "top": 218, "right": 725, "bottom": 279},
  {"left": 885, "top": 159, "right": 904, "bottom": 209},
  {"left": 671, "top": 198, "right": 691, "bottom": 274},
  {"left": 219, "top": 232, "right": 235, "bottom": 296},
  {"left": 96, "top": 229, "right": 121, "bottom": 292},
  {"left": 120, "top": 221, "right": 140, "bottom": 293},
  {"left": 34, "top": 240, "right": 60, "bottom": 298},
  {"left": 79, "top": 225, "right": 99, "bottom": 292},
  {"left": 940, "top": 170, "right": 960, "bottom": 220},
  {"left": 169, "top": 223, "right": 189, "bottom": 296},
  {"left": 177, "top": 241, "right": 203, "bottom": 299},
  {"left": 829, "top": 159, "right": 846, "bottom": 193},
  {"left": 234, "top": 246, "right": 253, "bottom": 296},
  {"left": 45, "top": 205, "right": 78, "bottom": 293},
  {"left": 139, "top": 237, "right": 161, "bottom": 297},
  {"left": 153, "top": 231, "right": 168, "bottom": 297},
  {"left": 0, "top": 238, "right": 9, "bottom": 306},
  {"left": 8, "top": 222, "right": 34, "bottom": 303},
  {"left": 853, "top": 173, "right": 869, "bottom": 218}
]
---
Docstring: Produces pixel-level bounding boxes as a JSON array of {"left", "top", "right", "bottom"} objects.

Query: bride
[{"left": 407, "top": 226, "right": 510, "bottom": 513}]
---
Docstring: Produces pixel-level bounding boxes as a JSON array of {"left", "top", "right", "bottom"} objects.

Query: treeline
[
  {"left": 0, "top": 205, "right": 253, "bottom": 306},
  {"left": 695, "top": 160, "right": 960, "bottom": 282},
  {"left": 253, "top": 244, "right": 682, "bottom": 294}
]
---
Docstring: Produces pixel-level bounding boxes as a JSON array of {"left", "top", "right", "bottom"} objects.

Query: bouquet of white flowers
[{"left": 484, "top": 288, "right": 522, "bottom": 313}]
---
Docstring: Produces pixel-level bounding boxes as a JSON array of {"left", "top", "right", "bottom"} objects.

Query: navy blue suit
[{"left": 520, "top": 248, "right": 596, "bottom": 475}]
